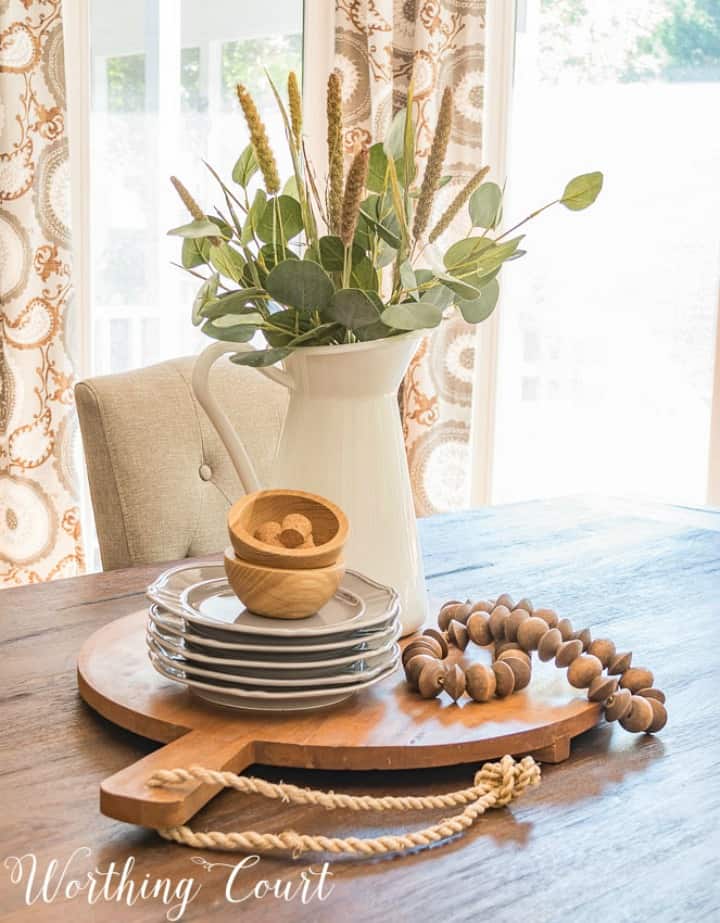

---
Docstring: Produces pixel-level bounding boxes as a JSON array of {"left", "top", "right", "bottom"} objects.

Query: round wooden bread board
[{"left": 78, "top": 610, "right": 601, "bottom": 829}]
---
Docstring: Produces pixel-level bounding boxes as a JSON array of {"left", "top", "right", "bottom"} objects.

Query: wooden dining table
[{"left": 1, "top": 496, "right": 719, "bottom": 922}]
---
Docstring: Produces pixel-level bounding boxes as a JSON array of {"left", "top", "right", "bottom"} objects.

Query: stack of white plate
[{"left": 145, "top": 562, "right": 401, "bottom": 711}]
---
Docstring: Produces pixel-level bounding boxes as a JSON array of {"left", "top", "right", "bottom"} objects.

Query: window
[
  {"left": 491, "top": 0, "right": 720, "bottom": 505},
  {"left": 88, "top": 0, "right": 304, "bottom": 376}
]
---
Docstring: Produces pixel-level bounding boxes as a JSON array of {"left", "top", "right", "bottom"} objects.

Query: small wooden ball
[
  {"left": 555, "top": 638, "right": 583, "bottom": 668},
  {"left": 404, "top": 654, "right": 436, "bottom": 688},
  {"left": 466, "top": 612, "right": 492, "bottom": 646},
  {"left": 442, "top": 664, "right": 466, "bottom": 703},
  {"left": 604, "top": 688, "right": 632, "bottom": 722},
  {"left": 465, "top": 663, "right": 496, "bottom": 702},
  {"left": 496, "top": 648, "right": 531, "bottom": 667},
  {"left": 619, "top": 667, "right": 654, "bottom": 694},
  {"left": 502, "top": 655, "right": 532, "bottom": 691},
  {"left": 438, "top": 602, "right": 472, "bottom": 631},
  {"left": 647, "top": 698, "right": 668, "bottom": 733},
  {"left": 515, "top": 597, "right": 534, "bottom": 614},
  {"left": 279, "top": 513, "right": 313, "bottom": 548},
  {"left": 588, "top": 638, "right": 616, "bottom": 668},
  {"left": 516, "top": 616, "right": 548, "bottom": 651},
  {"left": 422, "top": 628, "right": 449, "bottom": 658},
  {"left": 447, "top": 619, "right": 469, "bottom": 651},
  {"left": 495, "top": 593, "right": 515, "bottom": 610},
  {"left": 557, "top": 617, "right": 574, "bottom": 641},
  {"left": 534, "top": 607, "right": 559, "bottom": 628},
  {"left": 418, "top": 661, "right": 444, "bottom": 699},
  {"left": 537, "top": 628, "right": 562, "bottom": 662},
  {"left": 488, "top": 605, "right": 510, "bottom": 641},
  {"left": 637, "top": 687, "right": 666, "bottom": 704},
  {"left": 505, "top": 608, "right": 529, "bottom": 642},
  {"left": 587, "top": 674, "right": 619, "bottom": 703},
  {"left": 619, "top": 695, "right": 654, "bottom": 733},
  {"left": 608, "top": 651, "right": 632, "bottom": 675},
  {"left": 255, "top": 520, "right": 283, "bottom": 545},
  {"left": 469, "top": 600, "right": 494, "bottom": 614},
  {"left": 567, "top": 654, "right": 603, "bottom": 689},
  {"left": 492, "top": 661, "right": 516, "bottom": 698},
  {"left": 574, "top": 628, "right": 592, "bottom": 652}
]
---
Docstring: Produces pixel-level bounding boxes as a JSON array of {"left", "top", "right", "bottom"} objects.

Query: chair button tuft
[{"left": 199, "top": 463, "right": 212, "bottom": 481}]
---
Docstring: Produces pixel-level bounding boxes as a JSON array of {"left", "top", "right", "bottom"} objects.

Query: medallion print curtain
[
  {"left": 0, "top": 0, "right": 83, "bottom": 585},
  {"left": 335, "top": 0, "right": 486, "bottom": 515}
]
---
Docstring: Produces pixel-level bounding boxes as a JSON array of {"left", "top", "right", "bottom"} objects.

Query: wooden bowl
[
  {"left": 223, "top": 548, "right": 345, "bottom": 619},
  {"left": 227, "top": 489, "right": 349, "bottom": 570}
]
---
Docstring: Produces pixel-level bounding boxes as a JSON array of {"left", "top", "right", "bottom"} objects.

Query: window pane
[
  {"left": 89, "top": 0, "right": 304, "bottom": 376},
  {"left": 493, "top": 0, "right": 720, "bottom": 505}
]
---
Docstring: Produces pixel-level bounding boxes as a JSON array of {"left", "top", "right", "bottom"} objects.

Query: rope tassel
[{"left": 147, "top": 754, "right": 540, "bottom": 856}]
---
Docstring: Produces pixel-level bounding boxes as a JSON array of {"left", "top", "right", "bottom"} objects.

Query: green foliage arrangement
[{"left": 169, "top": 71, "right": 603, "bottom": 367}]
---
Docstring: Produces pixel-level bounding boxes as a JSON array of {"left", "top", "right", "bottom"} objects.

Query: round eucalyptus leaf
[
  {"left": 318, "top": 236, "right": 365, "bottom": 272},
  {"left": 561, "top": 171, "right": 604, "bottom": 210},
  {"left": 232, "top": 145, "right": 258, "bottom": 188},
  {"left": 230, "top": 347, "right": 292, "bottom": 368},
  {"left": 457, "top": 278, "right": 499, "bottom": 324},
  {"left": 266, "top": 259, "right": 334, "bottom": 311},
  {"left": 325, "top": 289, "right": 382, "bottom": 329},
  {"left": 381, "top": 301, "right": 443, "bottom": 331},
  {"left": 192, "top": 274, "right": 218, "bottom": 326},
  {"left": 468, "top": 182, "right": 503, "bottom": 229},
  {"left": 168, "top": 217, "right": 219, "bottom": 239},
  {"left": 257, "top": 195, "right": 304, "bottom": 243}
]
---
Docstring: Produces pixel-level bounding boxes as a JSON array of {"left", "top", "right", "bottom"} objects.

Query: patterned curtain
[
  {"left": 0, "top": 0, "right": 83, "bottom": 585},
  {"left": 335, "top": 0, "right": 486, "bottom": 516}
]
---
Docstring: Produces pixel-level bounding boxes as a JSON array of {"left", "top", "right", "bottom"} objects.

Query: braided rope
[{"left": 148, "top": 754, "right": 540, "bottom": 856}]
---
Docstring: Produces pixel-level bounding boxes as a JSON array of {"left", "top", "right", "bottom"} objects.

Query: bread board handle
[{"left": 100, "top": 729, "right": 256, "bottom": 828}]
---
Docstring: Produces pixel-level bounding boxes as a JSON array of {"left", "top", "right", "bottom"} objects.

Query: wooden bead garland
[{"left": 403, "top": 596, "right": 668, "bottom": 736}]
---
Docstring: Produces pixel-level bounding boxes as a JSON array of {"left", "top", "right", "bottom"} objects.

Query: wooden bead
[
  {"left": 465, "top": 663, "right": 496, "bottom": 702},
  {"left": 446, "top": 619, "right": 469, "bottom": 651},
  {"left": 495, "top": 648, "right": 532, "bottom": 664},
  {"left": 515, "top": 597, "right": 534, "bottom": 614},
  {"left": 505, "top": 608, "right": 529, "bottom": 642},
  {"left": 402, "top": 638, "right": 441, "bottom": 665},
  {"left": 422, "top": 628, "right": 448, "bottom": 658},
  {"left": 442, "top": 664, "right": 466, "bottom": 703},
  {"left": 608, "top": 651, "right": 632, "bottom": 675},
  {"left": 619, "top": 695, "right": 654, "bottom": 733},
  {"left": 637, "top": 687, "right": 666, "bottom": 704},
  {"left": 557, "top": 617, "right": 574, "bottom": 641},
  {"left": 494, "top": 640, "right": 524, "bottom": 658},
  {"left": 647, "top": 699, "right": 668, "bottom": 733},
  {"left": 537, "top": 628, "right": 562, "bottom": 662},
  {"left": 620, "top": 667, "right": 654, "bottom": 694},
  {"left": 466, "top": 612, "right": 492, "bottom": 646},
  {"left": 492, "top": 661, "right": 516, "bottom": 698},
  {"left": 555, "top": 639, "right": 583, "bottom": 668},
  {"left": 588, "top": 638, "right": 616, "bottom": 668},
  {"left": 417, "top": 661, "right": 444, "bottom": 699},
  {"left": 604, "top": 688, "right": 632, "bottom": 722},
  {"left": 469, "top": 600, "right": 494, "bottom": 614},
  {"left": 574, "top": 628, "right": 592, "bottom": 652},
  {"left": 488, "top": 605, "right": 510, "bottom": 641},
  {"left": 438, "top": 602, "right": 472, "bottom": 631},
  {"left": 587, "top": 674, "right": 619, "bottom": 703},
  {"left": 517, "top": 616, "right": 548, "bottom": 651},
  {"left": 567, "top": 654, "right": 603, "bottom": 689},
  {"left": 535, "top": 607, "right": 559, "bottom": 628},
  {"left": 404, "top": 654, "right": 436, "bottom": 688},
  {"left": 495, "top": 593, "right": 515, "bottom": 610},
  {"left": 502, "top": 655, "right": 531, "bottom": 691}
]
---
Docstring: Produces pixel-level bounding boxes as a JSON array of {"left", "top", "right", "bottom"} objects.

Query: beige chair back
[{"left": 75, "top": 356, "right": 287, "bottom": 570}]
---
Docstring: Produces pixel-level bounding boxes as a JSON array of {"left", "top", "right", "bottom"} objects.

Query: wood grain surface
[{"left": 1, "top": 497, "right": 719, "bottom": 923}]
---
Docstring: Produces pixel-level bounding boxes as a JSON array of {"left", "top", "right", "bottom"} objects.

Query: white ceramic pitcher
[{"left": 192, "top": 332, "right": 428, "bottom": 635}]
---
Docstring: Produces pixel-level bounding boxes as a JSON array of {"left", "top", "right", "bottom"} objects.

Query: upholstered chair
[{"left": 75, "top": 356, "right": 287, "bottom": 570}]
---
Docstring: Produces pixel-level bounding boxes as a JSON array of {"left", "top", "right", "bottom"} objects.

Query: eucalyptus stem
[{"left": 496, "top": 200, "right": 558, "bottom": 241}]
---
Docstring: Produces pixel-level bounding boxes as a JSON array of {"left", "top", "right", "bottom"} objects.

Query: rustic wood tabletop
[{"left": 2, "top": 497, "right": 719, "bottom": 923}]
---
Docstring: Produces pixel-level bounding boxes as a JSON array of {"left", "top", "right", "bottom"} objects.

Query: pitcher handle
[{"left": 191, "top": 342, "right": 293, "bottom": 494}]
